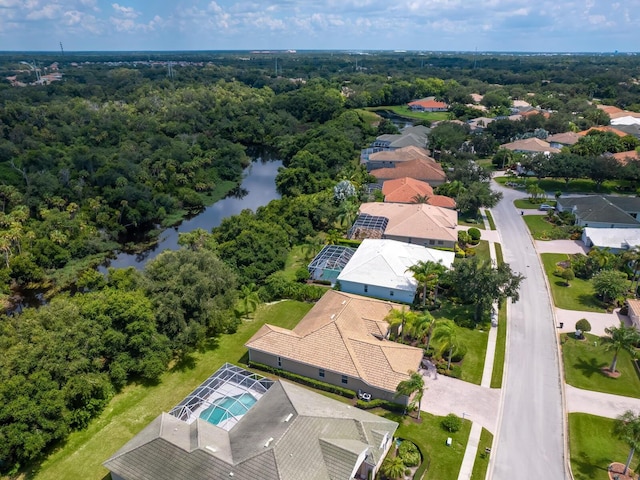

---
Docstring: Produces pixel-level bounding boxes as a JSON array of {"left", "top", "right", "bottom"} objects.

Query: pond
[{"left": 103, "top": 157, "right": 283, "bottom": 270}]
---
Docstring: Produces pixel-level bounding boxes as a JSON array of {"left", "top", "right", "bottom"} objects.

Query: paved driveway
[
  {"left": 421, "top": 371, "right": 500, "bottom": 433},
  {"left": 565, "top": 385, "right": 640, "bottom": 418},
  {"left": 556, "top": 308, "right": 631, "bottom": 336},
  {"left": 534, "top": 240, "right": 589, "bottom": 254}
]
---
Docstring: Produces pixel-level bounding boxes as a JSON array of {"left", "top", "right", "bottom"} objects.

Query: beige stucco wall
[
  {"left": 248, "top": 349, "right": 409, "bottom": 405},
  {"left": 383, "top": 234, "right": 455, "bottom": 249}
]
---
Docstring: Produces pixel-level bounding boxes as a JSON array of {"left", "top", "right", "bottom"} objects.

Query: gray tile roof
[
  {"left": 557, "top": 195, "right": 640, "bottom": 225},
  {"left": 104, "top": 379, "right": 397, "bottom": 480}
]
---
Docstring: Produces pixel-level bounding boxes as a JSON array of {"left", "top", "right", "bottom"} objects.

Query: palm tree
[
  {"left": 395, "top": 370, "right": 425, "bottom": 419},
  {"left": 613, "top": 410, "right": 640, "bottom": 476},
  {"left": 603, "top": 323, "right": 640, "bottom": 373},
  {"left": 240, "top": 283, "right": 260, "bottom": 319},
  {"left": 380, "top": 456, "right": 405, "bottom": 480},
  {"left": 431, "top": 320, "right": 459, "bottom": 370},
  {"left": 408, "top": 311, "right": 436, "bottom": 349},
  {"left": 623, "top": 245, "right": 640, "bottom": 297},
  {"left": 406, "top": 260, "right": 446, "bottom": 307},
  {"left": 588, "top": 246, "right": 614, "bottom": 270},
  {"left": 385, "top": 307, "right": 417, "bottom": 340}
]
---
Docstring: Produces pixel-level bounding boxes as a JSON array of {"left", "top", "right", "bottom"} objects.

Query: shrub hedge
[
  {"left": 355, "top": 398, "right": 406, "bottom": 412},
  {"left": 248, "top": 362, "right": 356, "bottom": 398}
]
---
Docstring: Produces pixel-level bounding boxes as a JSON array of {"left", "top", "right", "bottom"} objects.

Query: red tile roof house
[
  {"left": 408, "top": 98, "right": 449, "bottom": 112},
  {"left": 370, "top": 157, "right": 446, "bottom": 186},
  {"left": 382, "top": 177, "right": 456, "bottom": 209}
]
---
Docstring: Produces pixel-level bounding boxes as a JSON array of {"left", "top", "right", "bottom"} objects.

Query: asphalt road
[{"left": 489, "top": 183, "right": 568, "bottom": 480}]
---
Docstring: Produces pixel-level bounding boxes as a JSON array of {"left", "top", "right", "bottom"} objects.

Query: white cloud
[{"left": 111, "top": 3, "right": 139, "bottom": 19}]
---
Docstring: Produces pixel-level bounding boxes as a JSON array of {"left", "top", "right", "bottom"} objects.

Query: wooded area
[{"left": 1, "top": 50, "right": 640, "bottom": 474}]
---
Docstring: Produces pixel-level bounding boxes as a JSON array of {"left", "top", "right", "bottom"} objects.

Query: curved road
[{"left": 490, "top": 184, "right": 568, "bottom": 479}]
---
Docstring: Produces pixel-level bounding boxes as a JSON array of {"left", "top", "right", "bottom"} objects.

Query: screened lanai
[
  {"left": 307, "top": 245, "right": 357, "bottom": 284},
  {"left": 169, "top": 363, "right": 273, "bottom": 431}
]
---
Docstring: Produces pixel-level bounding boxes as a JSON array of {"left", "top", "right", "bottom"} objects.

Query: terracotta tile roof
[
  {"left": 547, "top": 132, "right": 581, "bottom": 146},
  {"left": 370, "top": 158, "right": 446, "bottom": 183},
  {"left": 610, "top": 111, "right": 640, "bottom": 120},
  {"left": 500, "top": 137, "right": 560, "bottom": 153},
  {"left": 470, "top": 93, "right": 483, "bottom": 103},
  {"left": 382, "top": 177, "right": 433, "bottom": 202},
  {"left": 357, "top": 202, "right": 458, "bottom": 243},
  {"left": 245, "top": 291, "right": 423, "bottom": 393},
  {"left": 424, "top": 195, "right": 457, "bottom": 209},
  {"left": 408, "top": 99, "right": 448, "bottom": 109},
  {"left": 611, "top": 150, "right": 640, "bottom": 165},
  {"left": 578, "top": 126, "right": 628, "bottom": 137},
  {"left": 369, "top": 145, "right": 432, "bottom": 162},
  {"left": 596, "top": 104, "right": 625, "bottom": 116}
]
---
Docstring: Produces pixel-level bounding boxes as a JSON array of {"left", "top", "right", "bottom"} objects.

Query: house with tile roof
[
  {"left": 582, "top": 227, "right": 640, "bottom": 253},
  {"left": 408, "top": 98, "right": 448, "bottom": 112},
  {"left": 350, "top": 202, "right": 458, "bottom": 248},
  {"left": 370, "top": 125, "right": 430, "bottom": 150},
  {"left": 611, "top": 150, "right": 640, "bottom": 165},
  {"left": 245, "top": 290, "right": 424, "bottom": 402},
  {"left": 365, "top": 145, "right": 433, "bottom": 171},
  {"left": 557, "top": 195, "right": 640, "bottom": 228},
  {"left": 467, "top": 116, "right": 496, "bottom": 133},
  {"left": 369, "top": 157, "right": 446, "bottom": 186},
  {"left": 104, "top": 363, "right": 397, "bottom": 480},
  {"left": 382, "top": 177, "right": 456, "bottom": 208},
  {"left": 627, "top": 299, "right": 640, "bottom": 330},
  {"left": 547, "top": 132, "right": 581, "bottom": 149},
  {"left": 337, "top": 239, "right": 455, "bottom": 304},
  {"left": 578, "top": 126, "right": 628, "bottom": 137},
  {"left": 500, "top": 137, "right": 560, "bottom": 154}
]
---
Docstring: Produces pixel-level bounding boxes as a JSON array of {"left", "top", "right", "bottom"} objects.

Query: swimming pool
[{"left": 199, "top": 393, "right": 257, "bottom": 425}]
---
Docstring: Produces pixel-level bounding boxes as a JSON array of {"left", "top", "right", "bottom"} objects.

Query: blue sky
[{"left": 0, "top": 0, "right": 637, "bottom": 52}]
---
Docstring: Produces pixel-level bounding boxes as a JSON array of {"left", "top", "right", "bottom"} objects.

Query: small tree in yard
[
  {"left": 381, "top": 456, "right": 406, "bottom": 480},
  {"left": 441, "top": 413, "right": 462, "bottom": 432},
  {"left": 561, "top": 268, "right": 575, "bottom": 286},
  {"left": 613, "top": 410, "right": 640, "bottom": 476},
  {"left": 592, "top": 269, "right": 628, "bottom": 304},
  {"left": 603, "top": 323, "right": 640, "bottom": 373},
  {"left": 575, "top": 319, "right": 591, "bottom": 334},
  {"left": 395, "top": 371, "right": 425, "bottom": 420}
]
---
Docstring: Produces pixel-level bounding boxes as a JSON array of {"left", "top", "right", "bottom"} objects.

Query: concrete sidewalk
[{"left": 455, "top": 208, "right": 501, "bottom": 480}]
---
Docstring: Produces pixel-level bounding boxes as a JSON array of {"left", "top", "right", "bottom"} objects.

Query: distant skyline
[{"left": 0, "top": 1, "right": 637, "bottom": 53}]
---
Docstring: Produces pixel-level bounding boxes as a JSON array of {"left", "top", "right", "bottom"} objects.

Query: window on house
[
  {"left": 429, "top": 240, "right": 435, "bottom": 245},
  {"left": 437, "top": 240, "right": 444, "bottom": 245},
  {"left": 277, "top": 356, "right": 282, "bottom": 367},
  {"left": 390, "top": 291, "right": 394, "bottom": 296},
  {"left": 341, "top": 375, "right": 348, "bottom": 384},
  {"left": 364, "top": 285, "right": 368, "bottom": 293},
  {"left": 319, "top": 368, "right": 325, "bottom": 378}
]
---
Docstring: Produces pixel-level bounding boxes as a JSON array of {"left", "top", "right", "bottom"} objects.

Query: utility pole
[{"left": 60, "top": 42, "right": 64, "bottom": 55}]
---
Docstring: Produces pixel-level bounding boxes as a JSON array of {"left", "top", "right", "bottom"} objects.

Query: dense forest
[{"left": 1, "top": 51, "right": 640, "bottom": 474}]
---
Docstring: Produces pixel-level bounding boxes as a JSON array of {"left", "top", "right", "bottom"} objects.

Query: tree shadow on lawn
[
  {"left": 572, "top": 451, "right": 614, "bottom": 479},
  {"left": 576, "top": 294, "right": 606, "bottom": 311},
  {"left": 572, "top": 356, "right": 608, "bottom": 379}
]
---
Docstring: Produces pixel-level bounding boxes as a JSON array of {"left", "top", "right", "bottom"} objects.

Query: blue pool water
[{"left": 200, "top": 393, "right": 257, "bottom": 425}]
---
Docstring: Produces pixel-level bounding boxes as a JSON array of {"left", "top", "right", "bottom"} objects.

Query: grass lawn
[
  {"left": 484, "top": 209, "right": 496, "bottom": 230},
  {"left": 561, "top": 332, "right": 640, "bottom": 398},
  {"left": 367, "top": 105, "right": 450, "bottom": 122},
  {"left": 31, "top": 300, "right": 313, "bottom": 480},
  {"left": 513, "top": 198, "right": 556, "bottom": 209},
  {"left": 470, "top": 428, "right": 493, "bottom": 480},
  {"left": 569, "top": 413, "right": 634, "bottom": 480},
  {"left": 469, "top": 240, "right": 491, "bottom": 265},
  {"left": 541, "top": 253, "right": 606, "bottom": 312},
  {"left": 494, "top": 242, "right": 504, "bottom": 266},
  {"left": 382, "top": 411, "right": 472, "bottom": 480},
  {"left": 432, "top": 302, "right": 488, "bottom": 385},
  {"left": 494, "top": 176, "right": 630, "bottom": 194},
  {"left": 490, "top": 301, "right": 507, "bottom": 388},
  {"left": 283, "top": 244, "right": 314, "bottom": 281},
  {"left": 523, "top": 215, "right": 572, "bottom": 241}
]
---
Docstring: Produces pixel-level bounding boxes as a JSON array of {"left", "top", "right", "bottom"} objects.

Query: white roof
[
  {"left": 611, "top": 116, "right": 640, "bottom": 126},
  {"left": 337, "top": 239, "right": 455, "bottom": 292},
  {"left": 584, "top": 227, "right": 640, "bottom": 250}
]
